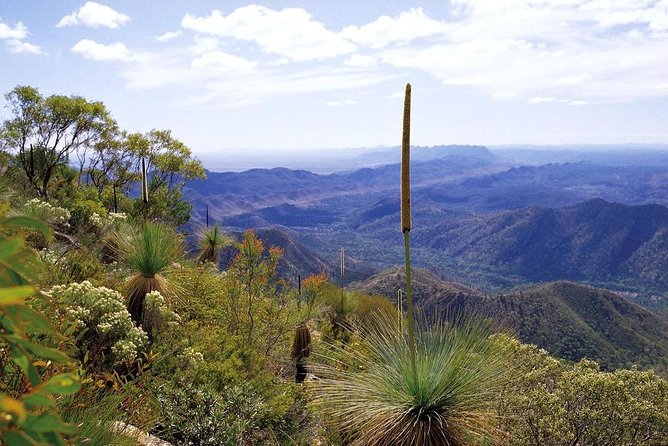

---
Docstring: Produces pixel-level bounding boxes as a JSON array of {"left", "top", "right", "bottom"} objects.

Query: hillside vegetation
[
  {"left": 0, "top": 85, "right": 666, "bottom": 445},
  {"left": 185, "top": 156, "right": 668, "bottom": 304},
  {"left": 356, "top": 267, "right": 668, "bottom": 374}
]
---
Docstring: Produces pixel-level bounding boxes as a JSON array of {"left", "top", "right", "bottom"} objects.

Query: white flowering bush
[
  {"left": 143, "top": 290, "right": 181, "bottom": 335},
  {"left": 90, "top": 211, "right": 127, "bottom": 232},
  {"left": 49, "top": 281, "right": 148, "bottom": 368},
  {"left": 178, "top": 346, "right": 204, "bottom": 369},
  {"left": 23, "top": 198, "right": 70, "bottom": 227}
]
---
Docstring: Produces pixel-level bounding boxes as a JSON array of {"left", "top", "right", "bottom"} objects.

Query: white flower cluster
[
  {"left": 90, "top": 212, "right": 127, "bottom": 231},
  {"left": 49, "top": 281, "right": 148, "bottom": 365},
  {"left": 179, "top": 346, "right": 204, "bottom": 368},
  {"left": 39, "top": 248, "right": 61, "bottom": 265},
  {"left": 90, "top": 212, "right": 104, "bottom": 226},
  {"left": 109, "top": 212, "right": 127, "bottom": 223},
  {"left": 145, "top": 290, "right": 181, "bottom": 327},
  {"left": 24, "top": 198, "right": 70, "bottom": 226}
]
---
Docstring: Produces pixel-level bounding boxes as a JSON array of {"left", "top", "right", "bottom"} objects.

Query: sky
[{"left": 1, "top": 0, "right": 668, "bottom": 156}]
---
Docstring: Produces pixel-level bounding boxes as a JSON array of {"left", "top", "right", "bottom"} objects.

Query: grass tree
[
  {"left": 311, "top": 84, "right": 505, "bottom": 445},
  {"left": 292, "top": 323, "right": 312, "bottom": 383},
  {"left": 313, "top": 316, "right": 503, "bottom": 445},
  {"left": 292, "top": 273, "right": 327, "bottom": 383},
  {"left": 117, "top": 222, "right": 182, "bottom": 326},
  {"left": 197, "top": 223, "right": 230, "bottom": 265}
]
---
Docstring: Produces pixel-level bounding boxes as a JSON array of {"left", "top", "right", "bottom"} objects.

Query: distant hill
[
  {"left": 184, "top": 149, "right": 668, "bottom": 300},
  {"left": 184, "top": 146, "right": 504, "bottom": 222},
  {"left": 355, "top": 267, "right": 668, "bottom": 374},
  {"left": 220, "top": 227, "right": 332, "bottom": 281},
  {"left": 415, "top": 199, "right": 668, "bottom": 288}
]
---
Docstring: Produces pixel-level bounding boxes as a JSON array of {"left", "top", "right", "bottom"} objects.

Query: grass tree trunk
[{"left": 292, "top": 323, "right": 311, "bottom": 383}]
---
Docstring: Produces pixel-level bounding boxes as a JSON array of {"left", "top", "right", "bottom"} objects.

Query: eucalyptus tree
[
  {"left": 128, "top": 129, "right": 205, "bottom": 225},
  {"left": 1, "top": 86, "right": 114, "bottom": 199}
]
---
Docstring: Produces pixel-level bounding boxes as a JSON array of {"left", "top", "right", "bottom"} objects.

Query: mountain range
[
  {"left": 355, "top": 267, "right": 668, "bottom": 374},
  {"left": 184, "top": 145, "right": 668, "bottom": 308}
]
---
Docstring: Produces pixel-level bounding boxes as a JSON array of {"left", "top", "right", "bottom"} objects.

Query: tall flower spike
[
  {"left": 141, "top": 157, "right": 149, "bottom": 204},
  {"left": 400, "top": 82, "right": 417, "bottom": 379},
  {"left": 401, "top": 83, "right": 411, "bottom": 233}
]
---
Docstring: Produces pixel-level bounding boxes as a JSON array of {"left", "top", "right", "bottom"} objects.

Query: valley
[{"left": 184, "top": 145, "right": 668, "bottom": 310}]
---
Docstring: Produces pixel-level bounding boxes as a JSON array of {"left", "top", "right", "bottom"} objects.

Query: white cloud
[
  {"left": 122, "top": 45, "right": 394, "bottom": 106},
  {"left": 326, "top": 99, "right": 358, "bottom": 106},
  {"left": 0, "top": 19, "right": 28, "bottom": 39},
  {"left": 190, "top": 37, "right": 219, "bottom": 54},
  {"left": 57, "top": 2, "right": 129, "bottom": 29},
  {"left": 529, "top": 96, "right": 556, "bottom": 104},
  {"left": 377, "top": 1, "right": 668, "bottom": 103},
  {"left": 7, "top": 39, "right": 42, "bottom": 54},
  {"left": 191, "top": 51, "right": 256, "bottom": 72},
  {"left": 181, "top": 6, "right": 355, "bottom": 62},
  {"left": 155, "top": 30, "right": 182, "bottom": 42},
  {"left": 60, "top": 2, "right": 668, "bottom": 107},
  {"left": 71, "top": 39, "right": 132, "bottom": 61},
  {"left": 344, "top": 54, "right": 378, "bottom": 67},
  {"left": 341, "top": 8, "right": 448, "bottom": 49},
  {"left": 557, "top": 74, "right": 593, "bottom": 85},
  {"left": 1, "top": 18, "right": 42, "bottom": 55}
]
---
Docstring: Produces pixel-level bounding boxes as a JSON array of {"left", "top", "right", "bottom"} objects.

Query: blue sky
[{"left": 1, "top": 1, "right": 668, "bottom": 155}]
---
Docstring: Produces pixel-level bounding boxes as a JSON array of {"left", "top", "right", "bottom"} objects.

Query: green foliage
[
  {"left": 198, "top": 223, "right": 231, "bottom": 265},
  {"left": 351, "top": 292, "right": 397, "bottom": 332},
  {"left": 493, "top": 334, "right": 668, "bottom": 445},
  {"left": 321, "top": 284, "right": 356, "bottom": 342},
  {"left": 0, "top": 205, "right": 81, "bottom": 444},
  {"left": 1, "top": 85, "right": 112, "bottom": 199},
  {"left": 38, "top": 246, "right": 106, "bottom": 286},
  {"left": 61, "top": 391, "right": 144, "bottom": 446},
  {"left": 49, "top": 281, "right": 148, "bottom": 369},
  {"left": 117, "top": 222, "right": 183, "bottom": 324},
  {"left": 153, "top": 380, "right": 309, "bottom": 446},
  {"left": 223, "top": 230, "right": 288, "bottom": 348},
  {"left": 118, "top": 222, "right": 182, "bottom": 278},
  {"left": 57, "top": 185, "right": 107, "bottom": 233},
  {"left": 128, "top": 129, "right": 205, "bottom": 225},
  {"left": 19, "top": 199, "right": 70, "bottom": 229},
  {"left": 312, "top": 315, "right": 504, "bottom": 445}
]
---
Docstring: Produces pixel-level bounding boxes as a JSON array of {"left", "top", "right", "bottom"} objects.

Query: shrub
[
  {"left": 49, "top": 281, "right": 148, "bottom": 368},
  {"left": 0, "top": 204, "right": 81, "bottom": 444},
  {"left": 494, "top": 334, "right": 668, "bottom": 446},
  {"left": 21, "top": 198, "right": 71, "bottom": 226},
  {"left": 153, "top": 380, "right": 310, "bottom": 446},
  {"left": 38, "top": 246, "right": 105, "bottom": 286}
]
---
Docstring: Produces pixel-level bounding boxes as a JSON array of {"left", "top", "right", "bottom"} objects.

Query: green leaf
[
  {"left": 0, "top": 285, "right": 34, "bottom": 306},
  {"left": 36, "top": 373, "right": 81, "bottom": 396},
  {"left": 0, "top": 237, "right": 22, "bottom": 259},
  {"left": 8, "top": 336, "right": 70, "bottom": 363},
  {"left": 2, "top": 216, "right": 51, "bottom": 239},
  {"left": 10, "top": 345, "right": 41, "bottom": 387},
  {"left": 42, "top": 432, "right": 66, "bottom": 446},
  {"left": 1, "top": 430, "right": 41, "bottom": 446},
  {"left": 4, "top": 305, "right": 60, "bottom": 336},
  {"left": 21, "top": 391, "right": 55, "bottom": 409},
  {"left": 21, "top": 413, "right": 74, "bottom": 433}
]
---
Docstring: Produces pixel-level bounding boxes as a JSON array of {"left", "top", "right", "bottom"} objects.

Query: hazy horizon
[{"left": 195, "top": 143, "right": 668, "bottom": 173}]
